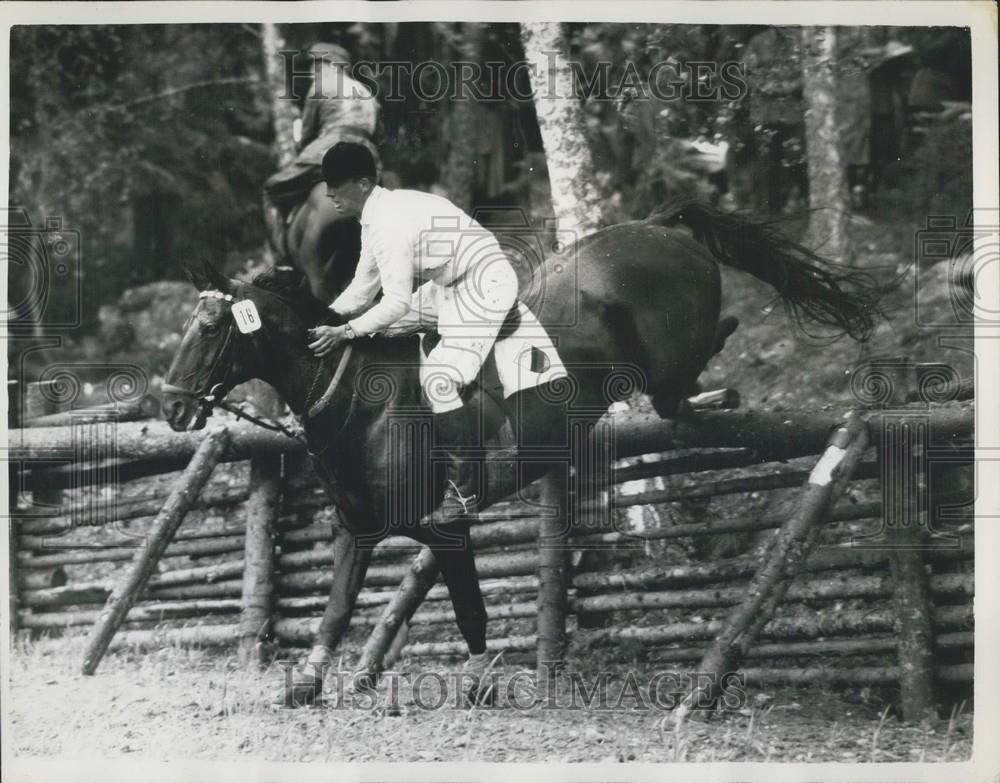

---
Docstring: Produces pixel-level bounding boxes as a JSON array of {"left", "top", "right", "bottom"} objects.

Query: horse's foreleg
[{"left": 286, "top": 526, "right": 371, "bottom": 706}]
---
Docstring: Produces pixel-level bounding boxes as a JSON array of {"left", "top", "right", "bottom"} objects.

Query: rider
[
  {"left": 307, "top": 141, "right": 521, "bottom": 526},
  {"left": 263, "top": 42, "right": 379, "bottom": 263}
]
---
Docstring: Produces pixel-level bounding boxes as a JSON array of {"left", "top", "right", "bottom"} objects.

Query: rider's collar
[{"left": 360, "top": 185, "right": 387, "bottom": 227}]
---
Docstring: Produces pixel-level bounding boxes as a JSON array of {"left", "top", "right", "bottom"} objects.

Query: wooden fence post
[
  {"left": 674, "top": 411, "right": 870, "bottom": 724},
  {"left": 81, "top": 427, "right": 231, "bottom": 675},
  {"left": 238, "top": 453, "right": 281, "bottom": 667},
  {"left": 355, "top": 546, "right": 439, "bottom": 683},
  {"left": 878, "top": 359, "right": 937, "bottom": 722},
  {"left": 537, "top": 468, "right": 571, "bottom": 679}
]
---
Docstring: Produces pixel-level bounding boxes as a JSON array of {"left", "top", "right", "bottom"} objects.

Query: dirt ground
[{"left": 6, "top": 634, "right": 972, "bottom": 764}]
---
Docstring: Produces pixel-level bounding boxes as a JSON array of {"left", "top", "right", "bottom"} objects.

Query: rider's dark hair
[{"left": 322, "top": 142, "right": 377, "bottom": 187}]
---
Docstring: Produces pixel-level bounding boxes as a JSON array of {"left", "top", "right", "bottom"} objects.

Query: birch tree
[
  {"left": 801, "top": 26, "right": 852, "bottom": 263},
  {"left": 261, "top": 23, "right": 299, "bottom": 170},
  {"left": 519, "top": 22, "right": 604, "bottom": 234}
]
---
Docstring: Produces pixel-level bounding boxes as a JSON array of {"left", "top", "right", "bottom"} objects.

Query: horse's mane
[{"left": 250, "top": 266, "right": 344, "bottom": 327}]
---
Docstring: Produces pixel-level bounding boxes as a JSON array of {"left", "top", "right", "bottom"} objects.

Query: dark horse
[
  {"left": 278, "top": 179, "right": 362, "bottom": 304},
  {"left": 162, "top": 201, "right": 880, "bottom": 702}
]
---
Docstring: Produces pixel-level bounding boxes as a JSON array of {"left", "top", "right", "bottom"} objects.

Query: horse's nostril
[{"left": 168, "top": 399, "right": 185, "bottom": 420}]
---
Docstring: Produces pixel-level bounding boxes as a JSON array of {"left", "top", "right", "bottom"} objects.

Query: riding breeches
[{"left": 387, "top": 254, "right": 519, "bottom": 414}]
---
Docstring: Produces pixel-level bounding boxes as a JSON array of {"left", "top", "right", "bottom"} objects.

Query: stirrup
[{"left": 446, "top": 480, "right": 478, "bottom": 514}]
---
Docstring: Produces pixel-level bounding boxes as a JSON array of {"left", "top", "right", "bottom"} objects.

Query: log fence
[{"left": 7, "top": 382, "right": 974, "bottom": 720}]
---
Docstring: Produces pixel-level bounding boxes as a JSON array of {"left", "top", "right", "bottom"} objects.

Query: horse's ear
[
  {"left": 199, "top": 259, "right": 232, "bottom": 293},
  {"left": 183, "top": 262, "right": 209, "bottom": 290}
]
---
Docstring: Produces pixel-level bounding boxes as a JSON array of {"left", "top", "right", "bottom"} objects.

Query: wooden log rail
[
  {"left": 19, "top": 528, "right": 973, "bottom": 613},
  {"left": 7, "top": 403, "right": 973, "bottom": 467}
]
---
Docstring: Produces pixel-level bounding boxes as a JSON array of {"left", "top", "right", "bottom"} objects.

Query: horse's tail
[{"left": 645, "top": 200, "right": 882, "bottom": 342}]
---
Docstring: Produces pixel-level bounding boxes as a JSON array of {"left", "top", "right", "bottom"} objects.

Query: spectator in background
[{"left": 263, "top": 42, "right": 380, "bottom": 263}]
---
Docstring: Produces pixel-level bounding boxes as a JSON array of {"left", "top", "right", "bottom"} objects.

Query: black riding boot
[{"left": 420, "top": 407, "right": 480, "bottom": 527}]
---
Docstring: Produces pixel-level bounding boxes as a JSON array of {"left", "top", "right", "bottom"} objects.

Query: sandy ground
[{"left": 6, "top": 635, "right": 972, "bottom": 764}]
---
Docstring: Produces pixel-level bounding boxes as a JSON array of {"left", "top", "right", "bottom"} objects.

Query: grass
[{"left": 7, "top": 630, "right": 973, "bottom": 763}]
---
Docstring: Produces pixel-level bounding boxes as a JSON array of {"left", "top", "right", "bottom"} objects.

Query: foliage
[{"left": 9, "top": 24, "right": 272, "bottom": 328}]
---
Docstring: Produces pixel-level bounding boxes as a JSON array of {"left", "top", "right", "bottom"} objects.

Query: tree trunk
[
  {"left": 519, "top": 22, "right": 604, "bottom": 234},
  {"left": 261, "top": 23, "right": 298, "bottom": 170},
  {"left": 440, "top": 22, "right": 483, "bottom": 211},
  {"left": 801, "top": 26, "right": 852, "bottom": 262}
]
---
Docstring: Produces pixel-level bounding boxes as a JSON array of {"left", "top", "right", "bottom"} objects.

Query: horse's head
[{"left": 162, "top": 260, "right": 333, "bottom": 431}]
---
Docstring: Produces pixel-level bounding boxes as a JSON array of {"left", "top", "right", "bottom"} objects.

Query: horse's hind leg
[
  {"left": 423, "top": 527, "right": 493, "bottom": 704},
  {"left": 286, "top": 526, "right": 372, "bottom": 705},
  {"left": 426, "top": 529, "right": 487, "bottom": 655},
  {"left": 650, "top": 315, "right": 738, "bottom": 419}
]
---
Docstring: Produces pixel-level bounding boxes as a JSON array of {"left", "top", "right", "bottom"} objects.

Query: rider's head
[
  {"left": 323, "top": 142, "right": 377, "bottom": 218},
  {"left": 307, "top": 42, "right": 351, "bottom": 68}
]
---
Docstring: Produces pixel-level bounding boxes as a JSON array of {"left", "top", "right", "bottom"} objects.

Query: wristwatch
[{"left": 343, "top": 322, "right": 357, "bottom": 340}]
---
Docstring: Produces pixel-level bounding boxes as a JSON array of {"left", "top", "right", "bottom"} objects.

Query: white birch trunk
[
  {"left": 801, "top": 26, "right": 852, "bottom": 263},
  {"left": 519, "top": 22, "right": 604, "bottom": 234}
]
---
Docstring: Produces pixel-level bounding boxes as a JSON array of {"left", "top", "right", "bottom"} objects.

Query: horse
[
  {"left": 161, "top": 201, "right": 881, "bottom": 704},
  {"left": 272, "top": 179, "right": 362, "bottom": 304}
]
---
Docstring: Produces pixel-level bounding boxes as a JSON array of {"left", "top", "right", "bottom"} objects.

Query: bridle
[{"left": 161, "top": 289, "right": 314, "bottom": 442}]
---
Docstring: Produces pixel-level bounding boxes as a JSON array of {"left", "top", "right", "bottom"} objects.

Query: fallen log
[
  {"left": 609, "top": 449, "right": 755, "bottom": 484},
  {"left": 741, "top": 664, "right": 972, "bottom": 686},
  {"left": 572, "top": 572, "right": 973, "bottom": 614},
  {"left": 605, "top": 405, "right": 972, "bottom": 463},
  {"left": 21, "top": 395, "right": 161, "bottom": 428},
  {"left": 650, "top": 631, "right": 974, "bottom": 663},
  {"left": 106, "top": 623, "right": 238, "bottom": 650},
  {"left": 585, "top": 500, "right": 882, "bottom": 544},
  {"left": 572, "top": 537, "right": 973, "bottom": 594},
  {"left": 22, "top": 575, "right": 250, "bottom": 607},
  {"left": 278, "top": 550, "right": 544, "bottom": 593},
  {"left": 575, "top": 604, "right": 972, "bottom": 649},
  {"left": 604, "top": 459, "right": 879, "bottom": 512},
  {"left": 146, "top": 580, "right": 244, "bottom": 600},
  {"left": 16, "top": 486, "right": 250, "bottom": 538},
  {"left": 19, "top": 534, "right": 247, "bottom": 567},
  {"left": 81, "top": 428, "right": 232, "bottom": 675},
  {"left": 18, "top": 599, "right": 242, "bottom": 628},
  {"left": 18, "top": 566, "right": 68, "bottom": 591},
  {"left": 10, "top": 405, "right": 972, "bottom": 469},
  {"left": 276, "top": 575, "right": 540, "bottom": 613},
  {"left": 11, "top": 417, "right": 301, "bottom": 463}
]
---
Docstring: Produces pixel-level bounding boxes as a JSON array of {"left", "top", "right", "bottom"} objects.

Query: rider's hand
[{"left": 308, "top": 325, "right": 349, "bottom": 357}]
